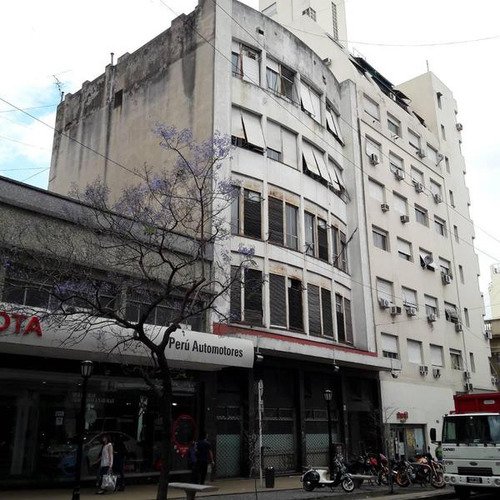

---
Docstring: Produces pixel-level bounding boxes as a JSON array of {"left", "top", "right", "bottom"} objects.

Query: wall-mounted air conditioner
[
  {"left": 369, "top": 153, "right": 380, "bottom": 165},
  {"left": 390, "top": 306, "right": 402, "bottom": 316},
  {"left": 456, "top": 123, "right": 463, "bottom": 131},
  {"left": 400, "top": 215, "right": 410, "bottom": 224},
  {"left": 419, "top": 365, "right": 429, "bottom": 376},
  {"left": 433, "top": 193, "right": 443, "bottom": 204},
  {"left": 441, "top": 273, "right": 452, "bottom": 285},
  {"left": 379, "top": 298, "right": 390, "bottom": 309},
  {"left": 427, "top": 313, "right": 437, "bottom": 322},
  {"left": 432, "top": 368, "right": 441, "bottom": 378},
  {"left": 416, "top": 148, "right": 426, "bottom": 158},
  {"left": 406, "top": 306, "right": 417, "bottom": 316},
  {"left": 455, "top": 322, "right": 463, "bottom": 333},
  {"left": 381, "top": 203, "right": 390, "bottom": 212},
  {"left": 414, "top": 182, "right": 424, "bottom": 193},
  {"left": 394, "top": 169, "right": 405, "bottom": 181},
  {"left": 464, "top": 382, "right": 474, "bottom": 392}
]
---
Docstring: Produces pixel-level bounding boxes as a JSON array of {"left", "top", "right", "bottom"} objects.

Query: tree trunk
[{"left": 156, "top": 367, "right": 173, "bottom": 500}]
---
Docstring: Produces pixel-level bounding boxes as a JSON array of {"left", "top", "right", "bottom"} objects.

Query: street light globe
[
  {"left": 80, "top": 360, "right": 94, "bottom": 379},
  {"left": 323, "top": 389, "right": 333, "bottom": 402}
]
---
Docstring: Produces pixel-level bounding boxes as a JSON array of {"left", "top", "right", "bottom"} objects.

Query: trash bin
[{"left": 265, "top": 467, "right": 275, "bottom": 488}]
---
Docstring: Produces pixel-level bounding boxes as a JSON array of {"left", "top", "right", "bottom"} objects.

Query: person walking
[
  {"left": 96, "top": 433, "right": 114, "bottom": 495},
  {"left": 113, "top": 434, "right": 127, "bottom": 492},
  {"left": 196, "top": 432, "right": 214, "bottom": 485}
]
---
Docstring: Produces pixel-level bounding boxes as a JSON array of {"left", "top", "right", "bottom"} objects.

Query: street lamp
[
  {"left": 323, "top": 389, "right": 334, "bottom": 474},
  {"left": 72, "top": 360, "right": 94, "bottom": 500}
]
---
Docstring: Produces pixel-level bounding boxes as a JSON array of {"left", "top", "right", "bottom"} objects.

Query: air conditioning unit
[
  {"left": 441, "top": 273, "right": 452, "bottom": 285},
  {"left": 455, "top": 322, "right": 463, "bottom": 333},
  {"left": 464, "top": 382, "right": 474, "bottom": 392},
  {"left": 400, "top": 214, "right": 410, "bottom": 224},
  {"left": 379, "top": 298, "right": 390, "bottom": 309},
  {"left": 394, "top": 169, "right": 405, "bottom": 181},
  {"left": 406, "top": 306, "right": 417, "bottom": 316},
  {"left": 427, "top": 313, "right": 437, "bottom": 322},
  {"left": 419, "top": 365, "right": 429, "bottom": 376},
  {"left": 491, "top": 376, "right": 498, "bottom": 386},
  {"left": 485, "top": 330, "right": 493, "bottom": 340},
  {"left": 414, "top": 182, "right": 425, "bottom": 193},
  {"left": 463, "top": 371, "right": 471, "bottom": 380},
  {"left": 416, "top": 148, "right": 426, "bottom": 158},
  {"left": 433, "top": 193, "right": 443, "bottom": 204},
  {"left": 369, "top": 153, "right": 380, "bottom": 165},
  {"left": 381, "top": 202, "right": 390, "bottom": 212},
  {"left": 456, "top": 123, "right": 463, "bottom": 131},
  {"left": 390, "top": 306, "right": 402, "bottom": 316},
  {"left": 432, "top": 368, "right": 441, "bottom": 379}
]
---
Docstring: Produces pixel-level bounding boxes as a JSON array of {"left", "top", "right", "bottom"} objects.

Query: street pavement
[{"left": 0, "top": 475, "right": 459, "bottom": 500}]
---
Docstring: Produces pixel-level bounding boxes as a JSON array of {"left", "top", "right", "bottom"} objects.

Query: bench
[{"left": 169, "top": 482, "right": 219, "bottom": 500}]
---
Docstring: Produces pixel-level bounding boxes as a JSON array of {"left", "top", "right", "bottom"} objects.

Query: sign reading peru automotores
[{"left": 0, "top": 310, "right": 42, "bottom": 336}]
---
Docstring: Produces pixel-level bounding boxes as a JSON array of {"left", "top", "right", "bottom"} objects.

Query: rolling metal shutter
[
  {"left": 268, "top": 197, "right": 284, "bottom": 245},
  {"left": 269, "top": 274, "right": 286, "bottom": 327},
  {"left": 308, "top": 284, "right": 321, "bottom": 335}
]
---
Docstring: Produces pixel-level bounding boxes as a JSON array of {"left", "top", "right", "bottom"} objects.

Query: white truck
[{"left": 434, "top": 393, "right": 500, "bottom": 500}]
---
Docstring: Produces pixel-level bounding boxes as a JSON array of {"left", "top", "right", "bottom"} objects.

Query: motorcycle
[
  {"left": 301, "top": 454, "right": 355, "bottom": 493},
  {"left": 395, "top": 454, "right": 445, "bottom": 489}
]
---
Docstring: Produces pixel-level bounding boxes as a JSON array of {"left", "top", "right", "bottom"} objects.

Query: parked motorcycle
[
  {"left": 395, "top": 454, "right": 445, "bottom": 488},
  {"left": 301, "top": 454, "right": 355, "bottom": 493}
]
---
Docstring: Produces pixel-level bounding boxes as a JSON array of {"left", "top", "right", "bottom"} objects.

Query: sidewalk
[{"left": 0, "top": 476, "right": 455, "bottom": 500}]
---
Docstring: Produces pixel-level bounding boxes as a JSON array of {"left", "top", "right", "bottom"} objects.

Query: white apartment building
[{"left": 262, "top": 0, "right": 493, "bottom": 457}]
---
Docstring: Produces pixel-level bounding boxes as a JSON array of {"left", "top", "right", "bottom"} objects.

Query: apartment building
[
  {"left": 487, "top": 264, "right": 500, "bottom": 387},
  {"left": 46, "top": 0, "right": 393, "bottom": 478},
  {"left": 262, "top": 0, "right": 493, "bottom": 458}
]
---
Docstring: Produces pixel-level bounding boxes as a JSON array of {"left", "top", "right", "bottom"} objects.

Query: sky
[{"left": 1, "top": 0, "right": 499, "bottom": 308}]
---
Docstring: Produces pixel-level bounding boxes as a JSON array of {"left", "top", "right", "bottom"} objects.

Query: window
[
  {"left": 449, "top": 190, "right": 455, "bottom": 207},
  {"left": 453, "top": 225, "right": 459, "bottom": 243},
  {"left": 302, "top": 7, "right": 317, "bottom": 20},
  {"left": 302, "top": 141, "right": 328, "bottom": 182},
  {"left": 444, "top": 302, "right": 458, "bottom": 323},
  {"left": 326, "top": 105, "right": 344, "bottom": 144},
  {"left": 231, "top": 41, "right": 260, "bottom": 83},
  {"left": 434, "top": 216, "right": 446, "bottom": 236},
  {"left": 317, "top": 218, "right": 329, "bottom": 261},
  {"left": 393, "top": 193, "right": 407, "bottom": 215},
  {"left": 285, "top": 204, "right": 299, "bottom": 250},
  {"left": 308, "top": 284, "right": 333, "bottom": 336},
  {"left": 332, "top": 229, "right": 348, "bottom": 272},
  {"left": 437, "top": 92, "right": 443, "bottom": 109},
  {"left": 387, "top": 113, "right": 401, "bottom": 136},
  {"left": 372, "top": 226, "right": 389, "bottom": 251},
  {"left": 363, "top": 95, "right": 380, "bottom": 121},
  {"left": 430, "top": 345, "right": 444, "bottom": 367},
  {"left": 430, "top": 179, "right": 442, "bottom": 198},
  {"left": 336, "top": 294, "right": 352, "bottom": 344},
  {"left": 411, "top": 167, "right": 424, "bottom": 185},
  {"left": 450, "top": 349, "right": 463, "bottom": 370},
  {"left": 439, "top": 257, "right": 451, "bottom": 276},
  {"left": 368, "top": 178, "right": 385, "bottom": 202},
  {"left": 365, "top": 136, "right": 381, "bottom": 157},
  {"left": 114, "top": 89, "right": 123, "bottom": 108},
  {"left": 231, "top": 190, "right": 239, "bottom": 235},
  {"left": 397, "top": 238, "right": 412, "bottom": 261},
  {"left": 376, "top": 277, "right": 393, "bottom": 304},
  {"left": 288, "top": 278, "right": 303, "bottom": 330},
  {"left": 464, "top": 308, "right": 470, "bottom": 327},
  {"left": 266, "top": 121, "right": 282, "bottom": 162},
  {"left": 243, "top": 189, "right": 262, "bottom": 239},
  {"left": 268, "top": 196, "right": 284, "bottom": 245},
  {"left": 419, "top": 248, "right": 435, "bottom": 270},
  {"left": 304, "top": 212, "right": 315, "bottom": 256},
  {"left": 382, "top": 333, "right": 399, "bottom": 359},
  {"left": 407, "top": 340, "right": 423, "bottom": 364},
  {"left": 424, "top": 295, "right": 438, "bottom": 317},
  {"left": 269, "top": 274, "right": 286, "bottom": 327},
  {"left": 441, "top": 124, "right": 446, "bottom": 140},
  {"left": 402, "top": 287, "right": 417, "bottom": 308},
  {"left": 322, "top": 288, "right": 334, "bottom": 337},
  {"left": 232, "top": 108, "right": 265, "bottom": 153},
  {"left": 445, "top": 157, "right": 450, "bottom": 173},
  {"left": 408, "top": 129, "right": 421, "bottom": 150},
  {"left": 415, "top": 205, "right": 428, "bottom": 226},
  {"left": 300, "top": 81, "right": 321, "bottom": 123},
  {"left": 229, "top": 267, "right": 264, "bottom": 325},
  {"left": 389, "top": 153, "right": 404, "bottom": 176},
  {"left": 470, "top": 352, "right": 475, "bottom": 372},
  {"left": 329, "top": 158, "right": 346, "bottom": 195},
  {"left": 427, "top": 144, "right": 439, "bottom": 164},
  {"left": 459, "top": 265, "right": 464, "bottom": 284},
  {"left": 331, "top": 2, "right": 339, "bottom": 40},
  {"left": 266, "top": 59, "right": 295, "bottom": 101},
  {"left": 267, "top": 123, "right": 298, "bottom": 166}
]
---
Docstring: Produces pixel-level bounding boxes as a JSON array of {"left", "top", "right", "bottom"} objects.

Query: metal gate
[
  {"left": 305, "top": 408, "right": 329, "bottom": 466},
  {"left": 262, "top": 407, "right": 296, "bottom": 472},
  {"left": 216, "top": 405, "right": 242, "bottom": 478}
]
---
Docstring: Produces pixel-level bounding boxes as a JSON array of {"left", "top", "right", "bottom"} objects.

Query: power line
[
  {"left": 21, "top": 168, "right": 49, "bottom": 183},
  {"left": 0, "top": 104, "right": 58, "bottom": 114},
  {"left": 0, "top": 134, "right": 51, "bottom": 152}
]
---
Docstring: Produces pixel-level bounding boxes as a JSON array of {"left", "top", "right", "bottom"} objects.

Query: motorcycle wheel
[
  {"left": 396, "top": 470, "right": 410, "bottom": 487},
  {"left": 341, "top": 476, "right": 355, "bottom": 493},
  {"left": 378, "top": 470, "right": 389, "bottom": 485},
  {"left": 431, "top": 470, "right": 446, "bottom": 489},
  {"left": 303, "top": 480, "right": 316, "bottom": 492}
]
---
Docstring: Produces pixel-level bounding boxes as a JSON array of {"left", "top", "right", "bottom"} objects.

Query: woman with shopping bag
[{"left": 95, "top": 434, "right": 116, "bottom": 494}]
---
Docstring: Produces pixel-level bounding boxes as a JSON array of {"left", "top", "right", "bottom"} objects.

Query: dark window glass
[
  {"left": 244, "top": 268, "right": 263, "bottom": 325},
  {"left": 321, "top": 288, "right": 334, "bottom": 337},
  {"left": 244, "top": 190, "right": 262, "bottom": 239},
  {"left": 308, "top": 284, "right": 321, "bottom": 335},
  {"left": 229, "top": 266, "right": 241, "bottom": 322},
  {"left": 336, "top": 293, "right": 345, "bottom": 342},
  {"left": 288, "top": 279, "right": 303, "bottom": 330},
  {"left": 317, "top": 219, "right": 329, "bottom": 261}
]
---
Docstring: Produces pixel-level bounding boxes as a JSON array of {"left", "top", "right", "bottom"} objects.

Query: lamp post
[
  {"left": 323, "top": 389, "right": 334, "bottom": 474},
  {"left": 72, "top": 360, "right": 94, "bottom": 500}
]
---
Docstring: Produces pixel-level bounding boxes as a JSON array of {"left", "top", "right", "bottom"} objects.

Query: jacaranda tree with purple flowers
[{"left": 0, "top": 127, "right": 252, "bottom": 500}]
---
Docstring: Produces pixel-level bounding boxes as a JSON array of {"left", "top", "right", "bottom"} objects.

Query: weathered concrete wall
[{"left": 49, "top": 0, "right": 216, "bottom": 199}]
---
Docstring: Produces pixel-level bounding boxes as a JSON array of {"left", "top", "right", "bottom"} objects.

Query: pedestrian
[
  {"left": 113, "top": 434, "right": 127, "bottom": 492},
  {"left": 96, "top": 433, "right": 114, "bottom": 494},
  {"left": 188, "top": 440, "right": 198, "bottom": 483},
  {"left": 435, "top": 441, "right": 443, "bottom": 462},
  {"left": 196, "top": 432, "right": 215, "bottom": 485}
]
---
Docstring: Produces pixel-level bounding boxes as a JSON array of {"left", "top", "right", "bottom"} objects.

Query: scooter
[{"left": 301, "top": 454, "right": 355, "bottom": 493}]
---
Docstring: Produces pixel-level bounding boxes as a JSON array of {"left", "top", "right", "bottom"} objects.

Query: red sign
[
  {"left": 172, "top": 414, "right": 196, "bottom": 459},
  {"left": 396, "top": 411, "right": 409, "bottom": 421},
  {"left": 0, "top": 311, "right": 42, "bottom": 336}
]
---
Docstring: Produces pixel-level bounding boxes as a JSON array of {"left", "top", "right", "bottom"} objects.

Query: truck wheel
[{"left": 454, "top": 486, "right": 470, "bottom": 500}]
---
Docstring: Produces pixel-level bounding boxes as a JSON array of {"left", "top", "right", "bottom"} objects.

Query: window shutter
[
  {"left": 269, "top": 274, "right": 286, "bottom": 327},
  {"left": 268, "top": 197, "right": 284, "bottom": 245},
  {"left": 368, "top": 179, "right": 384, "bottom": 202},
  {"left": 411, "top": 168, "right": 424, "bottom": 184},
  {"left": 266, "top": 58, "right": 279, "bottom": 73},
  {"left": 344, "top": 298, "right": 353, "bottom": 344},
  {"left": 230, "top": 266, "right": 241, "bottom": 322},
  {"left": 336, "top": 294, "right": 345, "bottom": 342},
  {"left": 244, "top": 190, "right": 262, "bottom": 239},
  {"left": 365, "top": 137, "right": 380, "bottom": 157},
  {"left": 340, "top": 231, "right": 348, "bottom": 272},
  {"left": 397, "top": 238, "right": 411, "bottom": 256},
  {"left": 288, "top": 279, "right": 303, "bottom": 330},
  {"left": 312, "top": 148, "right": 327, "bottom": 179},
  {"left": 241, "top": 111, "right": 266, "bottom": 150},
  {"left": 308, "top": 284, "right": 321, "bottom": 335},
  {"left": 244, "top": 268, "right": 262, "bottom": 325},
  {"left": 407, "top": 340, "right": 422, "bottom": 364},
  {"left": 329, "top": 159, "right": 342, "bottom": 192},
  {"left": 300, "top": 82, "right": 315, "bottom": 115},
  {"left": 321, "top": 288, "right": 333, "bottom": 337},
  {"left": 302, "top": 142, "right": 321, "bottom": 176},
  {"left": 267, "top": 121, "right": 282, "bottom": 153},
  {"left": 309, "top": 88, "right": 321, "bottom": 122},
  {"left": 376, "top": 278, "right": 393, "bottom": 303},
  {"left": 241, "top": 47, "right": 260, "bottom": 84},
  {"left": 381, "top": 334, "right": 398, "bottom": 354},
  {"left": 317, "top": 219, "right": 328, "bottom": 261},
  {"left": 402, "top": 287, "right": 417, "bottom": 306},
  {"left": 394, "top": 194, "right": 407, "bottom": 214},
  {"left": 334, "top": 164, "right": 345, "bottom": 192},
  {"left": 285, "top": 204, "right": 298, "bottom": 250},
  {"left": 282, "top": 129, "right": 297, "bottom": 168},
  {"left": 430, "top": 345, "right": 443, "bottom": 366},
  {"left": 332, "top": 227, "right": 339, "bottom": 264},
  {"left": 231, "top": 108, "right": 245, "bottom": 139}
]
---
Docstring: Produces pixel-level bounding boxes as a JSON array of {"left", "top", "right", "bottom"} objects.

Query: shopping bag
[{"left": 102, "top": 473, "right": 117, "bottom": 491}]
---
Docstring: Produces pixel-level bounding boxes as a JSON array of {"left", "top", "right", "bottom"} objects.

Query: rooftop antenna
[
  {"left": 53, "top": 75, "right": 64, "bottom": 102},
  {"left": 426, "top": 60, "right": 430, "bottom": 72},
  {"left": 111, "top": 52, "right": 115, "bottom": 66}
]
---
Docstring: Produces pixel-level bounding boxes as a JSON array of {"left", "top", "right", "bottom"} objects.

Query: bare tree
[{"left": 0, "top": 127, "right": 254, "bottom": 500}]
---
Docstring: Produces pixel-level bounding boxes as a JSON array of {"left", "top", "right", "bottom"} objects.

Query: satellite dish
[{"left": 423, "top": 255, "right": 434, "bottom": 268}]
